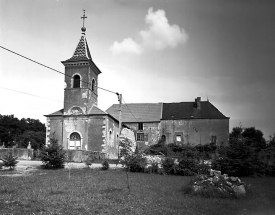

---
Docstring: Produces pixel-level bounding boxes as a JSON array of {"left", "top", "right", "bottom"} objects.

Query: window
[
  {"left": 176, "top": 135, "right": 182, "bottom": 142},
  {"left": 92, "top": 79, "right": 95, "bottom": 92},
  {"left": 211, "top": 136, "right": 217, "bottom": 144},
  {"left": 73, "top": 75, "right": 80, "bottom": 88},
  {"left": 138, "top": 123, "right": 143, "bottom": 130},
  {"left": 69, "top": 132, "right": 81, "bottom": 150},
  {"left": 136, "top": 133, "right": 148, "bottom": 142},
  {"left": 137, "top": 133, "right": 144, "bottom": 141}
]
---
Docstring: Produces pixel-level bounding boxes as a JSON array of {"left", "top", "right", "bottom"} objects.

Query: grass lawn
[{"left": 0, "top": 167, "right": 275, "bottom": 215}]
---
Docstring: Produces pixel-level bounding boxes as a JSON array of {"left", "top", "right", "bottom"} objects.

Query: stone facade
[
  {"left": 160, "top": 118, "right": 229, "bottom": 146},
  {"left": 124, "top": 122, "right": 161, "bottom": 150}
]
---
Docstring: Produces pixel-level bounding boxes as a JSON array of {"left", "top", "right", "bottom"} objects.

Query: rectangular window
[
  {"left": 211, "top": 136, "right": 217, "bottom": 144},
  {"left": 176, "top": 135, "right": 182, "bottom": 142},
  {"left": 138, "top": 123, "right": 143, "bottom": 130},
  {"left": 137, "top": 133, "right": 144, "bottom": 141}
]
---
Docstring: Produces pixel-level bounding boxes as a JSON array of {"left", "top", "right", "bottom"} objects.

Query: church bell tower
[{"left": 61, "top": 10, "right": 101, "bottom": 115}]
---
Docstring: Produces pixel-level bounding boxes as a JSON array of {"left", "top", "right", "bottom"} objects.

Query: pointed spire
[{"left": 62, "top": 10, "right": 92, "bottom": 62}]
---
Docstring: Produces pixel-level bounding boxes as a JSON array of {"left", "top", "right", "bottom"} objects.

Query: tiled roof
[
  {"left": 89, "top": 106, "right": 107, "bottom": 115},
  {"left": 162, "top": 101, "right": 229, "bottom": 120},
  {"left": 63, "top": 35, "right": 92, "bottom": 62},
  {"left": 106, "top": 103, "right": 162, "bottom": 122},
  {"left": 44, "top": 109, "right": 64, "bottom": 116}
]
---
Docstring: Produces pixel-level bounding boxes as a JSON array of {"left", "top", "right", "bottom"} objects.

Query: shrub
[
  {"left": 126, "top": 154, "right": 147, "bottom": 172},
  {"left": 145, "top": 139, "right": 168, "bottom": 156},
  {"left": 162, "top": 157, "right": 176, "bottom": 174},
  {"left": 40, "top": 138, "right": 66, "bottom": 169},
  {"left": 1, "top": 151, "right": 19, "bottom": 170},
  {"left": 102, "top": 160, "right": 109, "bottom": 170}
]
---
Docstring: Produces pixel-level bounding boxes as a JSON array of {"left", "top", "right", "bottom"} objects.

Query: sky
[{"left": 0, "top": 0, "right": 275, "bottom": 139}]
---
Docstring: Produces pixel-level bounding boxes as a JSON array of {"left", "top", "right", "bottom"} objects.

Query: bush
[
  {"left": 162, "top": 157, "right": 176, "bottom": 174},
  {"left": 212, "top": 139, "right": 268, "bottom": 177},
  {"left": 1, "top": 151, "right": 18, "bottom": 170},
  {"left": 101, "top": 160, "right": 109, "bottom": 170},
  {"left": 126, "top": 154, "right": 147, "bottom": 172},
  {"left": 40, "top": 138, "right": 66, "bottom": 169}
]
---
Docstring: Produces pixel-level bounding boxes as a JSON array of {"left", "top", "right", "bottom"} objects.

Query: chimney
[{"left": 196, "top": 97, "right": 201, "bottom": 110}]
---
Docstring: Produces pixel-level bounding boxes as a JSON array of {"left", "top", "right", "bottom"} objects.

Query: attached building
[{"left": 107, "top": 97, "right": 229, "bottom": 148}]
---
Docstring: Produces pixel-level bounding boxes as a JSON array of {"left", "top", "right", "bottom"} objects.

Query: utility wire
[
  {"left": 0, "top": 45, "right": 117, "bottom": 95},
  {"left": 0, "top": 45, "right": 141, "bottom": 122},
  {"left": 122, "top": 98, "right": 139, "bottom": 123}
]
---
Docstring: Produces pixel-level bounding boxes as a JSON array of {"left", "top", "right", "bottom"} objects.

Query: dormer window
[{"left": 73, "top": 75, "right": 80, "bottom": 88}]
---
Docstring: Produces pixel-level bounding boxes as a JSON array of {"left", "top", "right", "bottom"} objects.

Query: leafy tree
[
  {"left": 40, "top": 138, "right": 66, "bottom": 169},
  {"left": 242, "top": 127, "right": 266, "bottom": 150},
  {"left": 0, "top": 114, "right": 45, "bottom": 149}
]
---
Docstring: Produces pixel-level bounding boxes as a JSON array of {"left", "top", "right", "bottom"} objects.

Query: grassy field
[{"left": 0, "top": 167, "right": 275, "bottom": 215}]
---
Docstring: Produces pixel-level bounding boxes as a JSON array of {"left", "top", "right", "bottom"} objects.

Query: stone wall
[
  {"left": 0, "top": 148, "right": 34, "bottom": 160},
  {"left": 66, "top": 150, "right": 106, "bottom": 163}
]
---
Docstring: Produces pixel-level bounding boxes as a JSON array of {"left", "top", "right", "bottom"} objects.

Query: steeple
[
  {"left": 62, "top": 10, "right": 93, "bottom": 63},
  {"left": 62, "top": 10, "right": 101, "bottom": 115}
]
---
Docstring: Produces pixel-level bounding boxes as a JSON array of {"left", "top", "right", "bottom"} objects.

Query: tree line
[{"left": 0, "top": 114, "right": 45, "bottom": 150}]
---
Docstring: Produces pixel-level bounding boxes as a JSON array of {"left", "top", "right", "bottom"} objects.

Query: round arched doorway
[{"left": 69, "top": 132, "right": 81, "bottom": 150}]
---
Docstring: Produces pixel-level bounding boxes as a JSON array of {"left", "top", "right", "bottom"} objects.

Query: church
[
  {"left": 45, "top": 12, "right": 120, "bottom": 159},
  {"left": 45, "top": 13, "right": 229, "bottom": 159}
]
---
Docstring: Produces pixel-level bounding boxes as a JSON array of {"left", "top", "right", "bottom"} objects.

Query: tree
[
  {"left": 0, "top": 114, "right": 45, "bottom": 149},
  {"left": 242, "top": 127, "right": 266, "bottom": 150},
  {"left": 40, "top": 138, "right": 66, "bottom": 169}
]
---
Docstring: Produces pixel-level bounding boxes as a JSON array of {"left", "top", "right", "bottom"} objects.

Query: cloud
[
  {"left": 140, "top": 7, "right": 188, "bottom": 50},
  {"left": 110, "top": 7, "right": 188, "bottom": 55},
  {"left": 109, "top": 38, "right": 142, "bottom": 55}
]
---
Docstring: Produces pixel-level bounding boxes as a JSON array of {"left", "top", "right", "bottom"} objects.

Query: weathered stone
[
  {"left": 233, "top": 185, "right": 246, "bottom": 195},
  {"left": 193, "top": 185, "right": 202, "bottom": 192}
]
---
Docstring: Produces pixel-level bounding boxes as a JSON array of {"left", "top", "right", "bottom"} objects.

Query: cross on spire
[
  {"left": 81, "top": 10, "right": 87, "bottom": 34},
  {"left": 81, "top": 10, "right": 87, "bottom": 28}
]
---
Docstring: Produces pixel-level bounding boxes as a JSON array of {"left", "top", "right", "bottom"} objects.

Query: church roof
[
  {"left": 161, "top": 101, "right": 229, "bottom": 120},
  {"left": 106, "top": 103, "right": 162, "bottom": 123},
  {"left": 45, "top": 109, "right": 64, "bottom": 116},
  {"left": 63, "top": 35, "right": 92, "bottom": 62},
  {"left": 106, "top": 99, "right": 229, "bottom": 123},
  {"left": 89, "top": 106, "right": 107, "bottom": 115}
]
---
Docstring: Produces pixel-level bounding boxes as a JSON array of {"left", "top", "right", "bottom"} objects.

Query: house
[
  {"left": 161, "top": 97, "right": 229, "bottom": 146},
  {"left": 106, "top": 97, "right": 229, "bottom": 149},
  {"left": 44, "top": 17, "right": 119, "bottom": 159}
]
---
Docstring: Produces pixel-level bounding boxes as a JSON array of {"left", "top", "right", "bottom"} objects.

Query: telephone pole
[{"left": 116, "top": 93, "right": 122, "bottom": 159}]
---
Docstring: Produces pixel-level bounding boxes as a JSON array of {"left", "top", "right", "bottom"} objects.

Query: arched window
[
  {"left": 69, "top": 132, "right": 81, "bottom": 149},
  {"left": 92, "top": 79, "right": 95, "bottom": 92},
  {"left": 73, "top": 75, "right": 80, "bottom": 88}
]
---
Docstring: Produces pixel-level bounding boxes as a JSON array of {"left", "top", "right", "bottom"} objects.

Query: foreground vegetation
[{"left": 0, "top": 168, "right": 275, "bottom": 215}]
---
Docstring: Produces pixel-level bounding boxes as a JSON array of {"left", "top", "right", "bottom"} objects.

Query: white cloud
[
  {"left": 109, "top": 38, "right": 142, "bottom": 55},
  {"left": 110, "top": 7, "right": 188, "bottom": 55},
  {"left": 140, "top": 7, "right": 188, "bottom": 50}
]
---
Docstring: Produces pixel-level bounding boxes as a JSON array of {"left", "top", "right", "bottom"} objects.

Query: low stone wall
[
  {"left": 0, "top": 148, "right": 34, "bottom": 160},
  {"left": 66, "top": 150, "right": 107, "bottom": 163}
]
